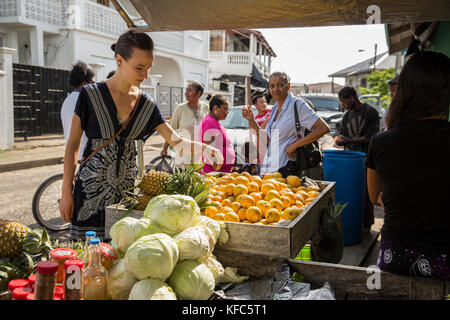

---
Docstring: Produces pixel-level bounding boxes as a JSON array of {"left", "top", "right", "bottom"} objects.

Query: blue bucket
[{"left": 322, "top": 150, "right": 366, "bottom": 245}]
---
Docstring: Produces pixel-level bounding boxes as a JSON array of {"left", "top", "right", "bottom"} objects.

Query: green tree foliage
[{"left": 359, "top": 68, "right": 396, "bottom": 109}]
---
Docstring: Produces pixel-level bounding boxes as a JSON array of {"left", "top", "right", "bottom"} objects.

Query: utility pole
[{"left": 372, "top": 43, "right": 378, "bottom": 72}]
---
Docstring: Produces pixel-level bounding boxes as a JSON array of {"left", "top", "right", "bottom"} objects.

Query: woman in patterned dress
[{"left": 59, "top": 31, "right": 223, "bottom": 240}]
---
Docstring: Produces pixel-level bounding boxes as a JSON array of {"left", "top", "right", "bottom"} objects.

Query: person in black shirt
[
  {"left": 366, "top": 51, "right": 450, "bottom": 281},
  {"left": 335, "top": 86, "right": 380, "bottom": 231}
]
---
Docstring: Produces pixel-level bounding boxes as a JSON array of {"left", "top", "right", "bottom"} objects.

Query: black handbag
[{"left": 294, "top": 100, "right": 323, "bottom": 171}]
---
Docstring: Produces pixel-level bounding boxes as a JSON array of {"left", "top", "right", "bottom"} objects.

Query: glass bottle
[
  {"left": 84, "top": 231, "right": 96, "bottom": 263},
  {"left": 82, "top": 238, "right": 107, "bottom": 300}
]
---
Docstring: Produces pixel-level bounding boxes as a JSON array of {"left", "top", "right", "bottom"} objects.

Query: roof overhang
[{"left": 112, "top": 0, "right": 450, "bottom": 31}]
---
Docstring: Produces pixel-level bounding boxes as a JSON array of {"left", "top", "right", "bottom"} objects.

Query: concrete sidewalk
[{"left": 0, "top": 134, "right": 166, "bottom": 173}]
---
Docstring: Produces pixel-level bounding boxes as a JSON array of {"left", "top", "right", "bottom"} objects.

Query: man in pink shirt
[{"left": 200, "top": 94, "right": 235, "bottom": 173}]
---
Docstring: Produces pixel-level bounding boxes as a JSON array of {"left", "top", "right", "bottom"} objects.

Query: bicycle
[{"left": 31, "top": 155, "right": 176, "bottom": 231}]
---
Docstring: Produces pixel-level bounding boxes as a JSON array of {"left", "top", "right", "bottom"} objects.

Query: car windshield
[
  {"left": 359, "top": 96, "right": 381, "bottom": 110},
  {"left": 220, "top": 107, "right": 256, "bottom": 129},
  {"left": 303, "top": 97, "right": 341, "bottom": 112}
]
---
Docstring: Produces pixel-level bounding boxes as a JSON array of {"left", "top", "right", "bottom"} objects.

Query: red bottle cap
[
  {"left": 36, "top": 261, "right": 59, "bottom": 274},
  {"left": 64, "top": 259, "right": 84, "bottom": 270},
  {"left": 26, "top": 293, "right": 35, "bottom": 300},
  {"left": 12, "top": 287, "right": 32, "bottom": 300},
  {"left": 54, "top": 295, "right": 62, "bottom": 300},
  {"left": 54, "top": 285, "right": 64, "bottom": 298},
  {"left": 50, "top": 248, "right": 78, "bottom": 260},
  {"left": 28, "top": 274, "right": 37, "bottom": 285},
  {"left": 99, "top": 242, "right": 119, "bottom": 260},
  {"left": 8, "top": 279, "right": 29, "bottom": 291}
]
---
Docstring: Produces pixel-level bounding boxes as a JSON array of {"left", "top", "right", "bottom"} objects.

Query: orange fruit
[
  {"left": 273, "top": 172, "right": 282, "bottom": 179},
  {"left": 224, "top": 211, "right": 240, "bottom": 222},
  {"left": 216, "top": 191, "right": 227, "bottom": 200},
  {"left": 304, "top": 198, "right": 313, "bottom": 205},
  {"left": 241, "top": 172, "right": 252, "bottom": 180},
  {"left": 295, "top": 200, "right": 304, "bottom": 207},
  {"left": 265, "top": 179, "right": 280, "bottom": 189},
  {"left": 221, "top": 198, "right": 231, "bottom": 207},
  {"left": 246, "top": 206, "right": 262, "bottom": 222},
  {"left": 211, "top": 201, "right": 222, "bottom": 209},
  {"left": 235, "top": 194, "right": 246, "bottom": 203},
  {"left": 295, "top": 193, "right": 305, "bottom": 202},
  {"left": 264, "top": 189, "right": 281, "bottom": 202},
  {"left": 213, "top": 212, "right": 225, "bottom": 221},
  {"left": 231, "top": 172, "right": 240, "bottom": 177},
  {"left": 278, "top": 182, "right": 288, "bottom": 190},
  {"left": 235, "top": 176, "right": 250, "bottom": 186},
  {"left": 223, "top": 184, "right": 236, "bottom": 196},
  {"left": 280, "top": 195, "right": 291, "bottom": 209},
  {"left": 295, "top": 186, "right": 307, "bottom": 193},
  {"left": 284, "top": 192, "right": 297, "bottom": 205},
  {"left": 247, "top": 182, "right": 260, "bottom": 193},
  {"left": 249, "top": 192, "right": 262, "bottom": 202},
  {"left": 269, "top": 198, "right": 284, "bottom": 211},
  {"left": 233, "top": 184, "right": 248, "bottom": 197},
  {"left": 306, "top": 185, "right": 320, "bottom": 192},
  {"left": 260, "top": 218, "right": 269, "bottom": 225},
  {"left": 237, "top": 208, "right": 247, "bottom": 221},
  {"left": 307, "top": 191, "right": 320, "bottom": 198},
  {"left": 242, "top": 220, "right": 252, "bottom": 223},
  {"left": 221, "top": 207, "right": 235, "bottom": 214},
  {"left": 282, "top": 206, "right": 304, "bottom": 220},
  {"left": 261, "top": 183, "right": 275, "bottom": 194},
  {"left": 263, "top": 173, "right": 274, "bottom": 180},
  {"left": 297, "top": 190, "right": 310, "bottom": 200},
  {"left": 239, "top": 195, "right": 256, "bottom": 208},
  {"left": 250, "top": 176, "right": 263, "bottom": 187},
  {"left": 265, "top": 208, "right": 281, "bottom": 223},
  {"left": 256, "top": 200, "right": 271, "bottom": 216},
  {"left": 204, "top": 206, "right": 219, "bottom": 219},
  {"left": 231, "top": 201, "right": 241, "bottom": 213},
  {"left": 286, "top": 175, "right": 301, "bottom": 188},
  {"left": 227, "top": 195, "right": 236, "bottom": 202}
]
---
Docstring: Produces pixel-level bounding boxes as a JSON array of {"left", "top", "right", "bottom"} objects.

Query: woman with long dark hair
[
  {"left": 366, "top": 51, "right": 450, "bottom": 280},
  {"left": 59, "top": 30, "right": 223, "bottom": 239}
]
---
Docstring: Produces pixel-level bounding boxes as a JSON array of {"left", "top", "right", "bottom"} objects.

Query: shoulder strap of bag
[
  {"left": 76, "top": 91, "right": 142, "bottom": 173},
  {"left": 294, "top": 100, "right": 302, "bottom": 139}
]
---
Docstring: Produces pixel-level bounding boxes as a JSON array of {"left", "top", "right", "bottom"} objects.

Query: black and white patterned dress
[{"left": 71, "top": 82, "right": 165, "bottom": 239}]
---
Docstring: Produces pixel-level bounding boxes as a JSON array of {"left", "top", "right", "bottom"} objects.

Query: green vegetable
[
  {"left": 110, "top": 217, "right": 151, "bottom": 254},
  {"left": 173, "top": 226, "right": 211, "bottom": 261},
  {"left": 106, "top": 259, "right": 139, "bottom": 300},
  {"left": 168, "top": 260, "right": 215, "bottom": 300},
  {"left": 144, "top": 194, "right": 200, "bottom": 236},
  {"left": 124, "top": 233, "right": 179, "bottom": 281},
  {"left": 128, "top": 279, "right": 177, "bottom": 300}
]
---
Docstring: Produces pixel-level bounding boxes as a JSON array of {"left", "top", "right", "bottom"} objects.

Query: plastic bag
[{"left": 154, "top": 156, "right": 174, "bottom": 173}]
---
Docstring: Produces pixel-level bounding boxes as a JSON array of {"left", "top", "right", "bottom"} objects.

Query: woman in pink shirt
[{"left": 200, "top": 94, "right": 235, "bottom": 173}]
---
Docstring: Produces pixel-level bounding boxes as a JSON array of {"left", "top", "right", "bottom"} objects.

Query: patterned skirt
[
  {"left": 377, "top": 237, "right": 450, "bottom": 281},
  {"left": 71, "top": 138, "right": 137, "bottom": 240}
]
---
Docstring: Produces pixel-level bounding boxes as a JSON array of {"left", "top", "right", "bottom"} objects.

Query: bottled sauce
[
  {"left": 82, "top": 238, "right": 107, "bottom": 300},
  {"left": 64, "top": 259, "right": 84, "bottom": 300},
  {"left": 8, "top": 278, "right": 29, "bottom": 298},
  {"left": 50, "top": 248, "right": 78, "bottom": 284},
  {"left": 99, "top": 242, "right": 119, "bottom": 269},
  {"left": 12, "top": 287, "right": 32, "bottom": 300},
  {"left": 84, "top": 231, "right": 97, "bottom": 263},
  {"left": 27, "top": 274, "right": 36, "bottom": 291},
  {"left": 34, "top": 261, "right": 58, "bottom": 300}
]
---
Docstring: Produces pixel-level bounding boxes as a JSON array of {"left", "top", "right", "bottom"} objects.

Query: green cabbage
[
  {"left": 198, "top": 216, "right": 221, "bottom": 244},
  {"left": 124, "top": 233, "right": 179, "bottom": 281},
  {"left": 143, "top": 194, "right": 200, "bottom": 235},
  {"left": 128, "top": 279, "right": 177, "bottom": 300},
  {"left": 168, "top": 260, "right": 215, "bottom": 300},
  {"left": 110, "top": 217, "right": 151, "bottom": 254},
  {"left": 200, "top": 255, "right": 225, "bottom": 285},
  {"left": 173, "top": 226, "right": 211, "bottom": 261},
  {"left": 106, "top": 259, "right": 139, "bottom": 300},
  {"left": 136, "top": 222, "right": 165, "bottom": 239}
]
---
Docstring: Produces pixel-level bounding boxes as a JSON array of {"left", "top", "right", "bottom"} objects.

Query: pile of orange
[{"left": 201, "top": 172, "right": 321, "bottom": 225}]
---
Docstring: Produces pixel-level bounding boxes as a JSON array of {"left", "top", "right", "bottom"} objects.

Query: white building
[
  {"left": 208, "top": 29, "right": 276, "bottom": 106},
  {"left": 0, "top": 0, "right": 210, "bottom": 117}
]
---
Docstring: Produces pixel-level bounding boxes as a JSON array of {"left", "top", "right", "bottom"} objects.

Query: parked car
[
  {"left": 359, "top": 94, "right": 387, "bottom": 131},
  {"left": 300, "top": 93, "right": 343, "bottom": 136},
  {"left": 220, "top": 106, "right": 272, "bottom": 166}
]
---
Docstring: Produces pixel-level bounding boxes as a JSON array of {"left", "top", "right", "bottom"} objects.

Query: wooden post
[{"left": 245, "top": 75, "right": 251, "bottom": 106}]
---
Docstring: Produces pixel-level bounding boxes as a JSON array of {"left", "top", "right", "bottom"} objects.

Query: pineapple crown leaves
[
  {"left": 22, "top": 228, "right": 53, "bottom": 261},
  {"left": 325, "top": 200, "right": 348, "bottom": 220}
]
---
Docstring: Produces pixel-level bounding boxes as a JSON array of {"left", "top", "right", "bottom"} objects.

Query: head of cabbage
[
  {"left": 173, "top": 226, "right": 211, "bottom": 261},
  {"left": 128, "top": 279, "right": 177, "bottom": 300},
  {"left": 143, "top": 194, "right": 200, "bottom": 235},
  {"left": 167, "top": 260, "right": 215, "bottom": 300},
  {"left": 124, "top": 233, "right": 179, "bottom": 281},
  {"left": 106, "top": 259, "right": 139, "bottom": 300},
  {"left": 110, "top": 217, "right": 151, "bottom": 254}
]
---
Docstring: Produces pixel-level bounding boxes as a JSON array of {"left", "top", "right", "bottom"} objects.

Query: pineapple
[
  {"left": 134, "top": 195, "right": 154, "bottom": 211},
  {"left": 0, "top": 219, "right": 31, "bottom": 258},
  {"left": 138, "top": 170, "right": 171, "bottom": 196}
]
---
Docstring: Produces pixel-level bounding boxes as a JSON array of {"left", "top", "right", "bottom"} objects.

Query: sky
[{"left": 256, "top": 24, "right": 388, "bottom": 85}]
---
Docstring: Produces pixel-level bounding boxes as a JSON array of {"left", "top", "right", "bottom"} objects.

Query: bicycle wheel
[{"left": 32, "top": 173, "right": 71, "bottom": 232}]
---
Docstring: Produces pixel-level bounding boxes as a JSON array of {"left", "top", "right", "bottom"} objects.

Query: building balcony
[
  {"left": 209, "top": 51, "right": 270, "bottom": 79},
  {"left": 0, "top": 0, "right": 184, "bottom": 53}
]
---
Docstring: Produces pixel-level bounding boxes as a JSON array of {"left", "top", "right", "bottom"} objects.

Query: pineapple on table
[
  {"left": 0, "top": 219, "right": 31, "bottom": 258},
  {"left": 138, "top": 171, "right": 171, "bottom": 196}
]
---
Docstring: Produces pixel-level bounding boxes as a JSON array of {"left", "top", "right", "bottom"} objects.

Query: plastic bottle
[
  {"left": 82, "top": 238, "right": 107, "bottom": 300},
  {"left": 84, "top": 231, "right": 97, "bottom": 263}
]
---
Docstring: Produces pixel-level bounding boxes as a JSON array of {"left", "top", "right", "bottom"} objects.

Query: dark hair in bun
[
  {"left": 111, "top": 30, "right": 154, "bottom": 61},
  {"left": 206, "top": 93, "right": 227, "bottom": 111}
]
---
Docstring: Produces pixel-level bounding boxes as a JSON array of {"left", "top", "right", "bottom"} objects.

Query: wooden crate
[
  {"left": 214, "top": 250, "right": 449, "bottom": 300},
  {"left": 105, "top": 181, "right": 335, "bottom": 258}
]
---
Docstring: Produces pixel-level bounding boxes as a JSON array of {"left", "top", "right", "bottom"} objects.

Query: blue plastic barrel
[{"left": 322, "top": 150, "right": 366, "bottom": 245}]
